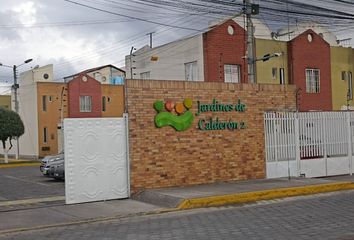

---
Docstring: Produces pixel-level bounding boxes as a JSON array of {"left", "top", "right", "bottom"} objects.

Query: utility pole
[
  {"left": 129, "top": 46, "right": 136, "bottom": 79},
  {"left": 146, "top": 32, "right": 154, "bottom": 48},
  {"left": 244, "top": 0, "right": 258, "bottom": 84},
  {"left": 13, "top": 65, "right": 19, "bottom": 113},
  {"left": 12, "top": 65, "right": 19, "bottom": 159}
]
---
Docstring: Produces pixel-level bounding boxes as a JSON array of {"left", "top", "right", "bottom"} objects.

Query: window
[
  {"left": 342, "top": 71, "right": 347, "bottom": 81},
  {"left": 140, "top": 71, "right": 150, "bottom": 80},
  {"left": 42, "top": 95, "right": 47, "bottom": 111},
  {"left": 272, "top": 67, "right": 277, "bottom": 80},
  {"left": 305, "top": 68, "right": 320, "bottom": 93},
  {"left": 224, "top": 64, "right": 240, "bottom": 83},
  {"left": 102, "top": 96, "right": 106, "bottom": 112},
  {"left": 43, "top": 127, "right": 48, "bottom": 143},
  {"left": 80, "top": 96, "right": 92, "bottom": 112},
  {"left": 48, "top": 96, "right": 53, "bottom": 102},
  {"left": 280, "top": 68, "right": 285, "bottom": 85},
  {"left": 348, "top": 72, "right": 353, "bottom": 100},
  {"left": 185, "top": 61, "right": 198, "bottom": 81}
]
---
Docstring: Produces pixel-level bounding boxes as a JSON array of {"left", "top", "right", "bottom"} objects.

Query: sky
[{"left": 0, "top": 0, "right": 354, "bottom": 94}]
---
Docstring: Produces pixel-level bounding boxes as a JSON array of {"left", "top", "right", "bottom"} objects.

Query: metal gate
[
  {"left": 64, "top": 115, "right": 130, "bottom": 204},
  {"left": 264, "top": 112, "right": 354, "bottom": 178}
]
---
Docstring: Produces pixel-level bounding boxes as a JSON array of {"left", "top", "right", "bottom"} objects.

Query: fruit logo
[{"left": 153, "top": 98, "right": 194, "bottom": 131}]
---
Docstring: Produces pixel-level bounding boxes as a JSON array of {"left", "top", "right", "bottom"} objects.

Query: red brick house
[
  {"left": 68, "top": 74, "right": 102, "bottom": 118},
  {"left": 203, "top": 19, "right": 248, "bottom": 83},
  {"left": 288, "top": 29, "right": 332, "bottom": 111}
]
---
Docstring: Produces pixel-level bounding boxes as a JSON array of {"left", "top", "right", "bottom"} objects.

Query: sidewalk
[
  {"left": 0, "top": 158, "right": 40, "bottom": 168},
  {"left": 1, "top": 175, "right": 354, "bottom": 234},
  {"left": 133, "top": 176, "right": 354, "bottom": 209}
]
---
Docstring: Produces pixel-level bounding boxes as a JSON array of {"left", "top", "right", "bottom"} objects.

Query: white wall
[
  {"left": 125, "top": 35, "right": 204, "bottom": 81},
  {"left": 0, "top": 84, "right": 38, "bottom": 159},
  {"left": 20, "top": 64, "right": 54, "bottom": 85},
  {"left": 18, "top": 83, "right": 39, "bottom": 158}
]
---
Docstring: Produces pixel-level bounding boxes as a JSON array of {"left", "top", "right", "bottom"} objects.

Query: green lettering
[
  {"left": 205, "top": 118, "right": 212, "bottom": 130},
  {"left": 198, "top": 119, "right": 206, "bottom": 130}
]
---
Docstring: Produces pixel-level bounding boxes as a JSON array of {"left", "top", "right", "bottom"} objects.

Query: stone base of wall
[{"left": 127, "top": 80, "right": 296, "bottom": 192}]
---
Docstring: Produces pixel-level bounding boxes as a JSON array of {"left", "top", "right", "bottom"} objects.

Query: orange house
[{"left": 37, "top": 74, "right": 125, "bottom": 157}]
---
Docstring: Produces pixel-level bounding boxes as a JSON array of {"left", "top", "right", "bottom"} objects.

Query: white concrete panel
[
  {"left": 327, "top": 157, "right": 350, "bottom": 176},
  {"left": 300, "top": 159, "right": 326, "bottom": 178},
  {"left": 64, "top": 117, "right": 129, "bottom": 204},
  {"left": 266, "top": 160, "right": 297, "bottom": 179}
]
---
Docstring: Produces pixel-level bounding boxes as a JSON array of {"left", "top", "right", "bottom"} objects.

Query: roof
[{"left": 64, "top": 64, "right": 125, "bottom": 79}]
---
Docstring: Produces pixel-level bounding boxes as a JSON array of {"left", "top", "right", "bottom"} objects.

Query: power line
[{"left": 62, "top": 0, "right": 202, "bottom": 31}]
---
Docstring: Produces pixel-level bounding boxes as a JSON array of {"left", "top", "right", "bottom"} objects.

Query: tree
[{"left": 0, "top": 108, "right": 24, "bottom": 163}]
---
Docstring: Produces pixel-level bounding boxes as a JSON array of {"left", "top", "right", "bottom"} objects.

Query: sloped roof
[{"left": 64, "top": 64, "right": 125, "bottom": 79}]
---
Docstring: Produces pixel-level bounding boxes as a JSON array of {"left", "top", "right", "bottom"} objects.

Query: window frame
[
  {"left": 43, "top": 127, "right": 48, "bottom": 143},
  {"left": 342, "top": 71, "right": 347, "bottom": 81},
  {"left": 271, "top": 67, "right": 277, "bottom": 80},
  {"left": 348, "top": 72, "right": 353, "bottom": 100},
  {"left": 79, "top": 96, "right": 92, "bottom": 112},
  {"left": 305, "top": 68, "right": 320, "bottom": 93},
  {"left": 42, "top": 95, "right": 47, "bottom": 112},
  {"left": 279, "top": 68, "right": 285, "bottom": 85},
  {"left": 224, "top": 64, "right": 241, "bottom": 83},
  {"left": 102, "top": 96, "right": 106, "bottom": 112},
  {"left": 184, "top": 61, "right": 198, "bottom": 81}
]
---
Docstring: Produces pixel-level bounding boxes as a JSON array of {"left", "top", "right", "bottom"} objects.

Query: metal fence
[{"left": 264, "top": 111, "right": 354, "bottom": 178}]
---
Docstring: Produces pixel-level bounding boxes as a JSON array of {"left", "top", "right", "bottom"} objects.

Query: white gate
[
  {"left": 265, "top": 112, "right": 354, "bottom": 178},
  {"left": 64, "top": 115, "right": 129, "bottom": 204}
]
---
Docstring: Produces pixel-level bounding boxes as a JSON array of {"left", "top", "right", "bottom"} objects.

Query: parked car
[
  {"left": 40, "top": 153, "right": 64, "bottom": 175},
  {"left": 47, "top": 159, "right": 65, "bottom": 180}
]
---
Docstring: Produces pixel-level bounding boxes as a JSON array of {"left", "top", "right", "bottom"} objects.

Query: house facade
[
  {"left": 287, "top": 29, "right": 332, "bottom": 111},
  {"left": 126, "top": 19, "right": 354, "bottom": 111},
  {"left": 1, "top": 65, "right": 125, "bottom": 159},
  {"left": 330, "top": 46, "right": 354, "bottom": 110}
]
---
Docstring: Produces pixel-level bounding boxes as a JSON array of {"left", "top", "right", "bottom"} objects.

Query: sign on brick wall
[{"left": 153, "top": 98, "right": 247, "bottom": 131}]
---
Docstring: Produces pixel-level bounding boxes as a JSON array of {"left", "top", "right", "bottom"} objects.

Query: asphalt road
[
  {"left": 0, "top": 166, "right": 64, "bottom": 201},
  {"left": 2, "top": 190, "right": 354, "bottom": 240}
]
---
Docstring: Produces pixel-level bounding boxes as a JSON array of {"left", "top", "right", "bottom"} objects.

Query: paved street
[
  {"left": 0, "top": 166, "right": 64, "bottom": 201},
  {"left": 2, "top": 190, "right": 354, "bottom": 240}
]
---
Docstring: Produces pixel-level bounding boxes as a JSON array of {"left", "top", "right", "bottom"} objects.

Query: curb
[
  {"left": 0, "top": 163, "right": 40, "bottom": 168},
  {"left": 177, "top": 182, "right": 354, "bottom": 209},
  {"left": 0, "top": 196, "right": 65, "bottom": 207},
  {"left": 0, "top": 207, "right": 177, "bottom": 235}
]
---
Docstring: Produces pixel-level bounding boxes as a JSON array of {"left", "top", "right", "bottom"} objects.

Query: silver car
[
  {"left": 48, "top": 160, "right": 65, "bottom": 180},
  {"left": 40, "top": 153, "right": 64, "bottom": 175}
]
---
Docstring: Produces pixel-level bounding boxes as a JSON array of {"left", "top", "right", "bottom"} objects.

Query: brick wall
[
  {"left": 203, "top": 20, "right": 247, "bottom": 83},
  {"left": 127, "top": 80, "right": 296, "bottom": 192},
  {"left": 288, "top": 29, "right": 332, "bottom": 111}
]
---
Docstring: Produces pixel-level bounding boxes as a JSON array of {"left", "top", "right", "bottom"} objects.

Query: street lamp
[{"left": 0, "top": 58, "right": 33, "bottom": 159}]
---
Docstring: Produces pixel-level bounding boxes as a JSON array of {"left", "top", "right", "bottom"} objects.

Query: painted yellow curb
[
  {"left": 178, "top": 182, "right": 354, "bottom": 209},
  {"left": 0, "top": 163, "right": 40, "bottom": 168}
]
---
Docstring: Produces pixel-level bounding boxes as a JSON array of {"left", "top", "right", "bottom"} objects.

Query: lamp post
[{"left": 0, "top": 58, "right": 33, "bottom": 159}]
